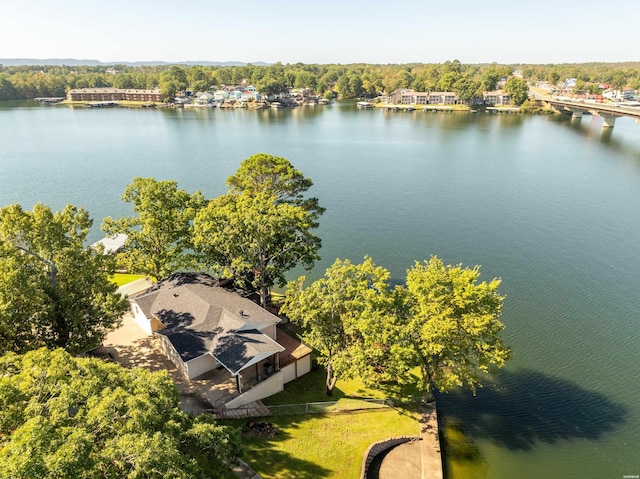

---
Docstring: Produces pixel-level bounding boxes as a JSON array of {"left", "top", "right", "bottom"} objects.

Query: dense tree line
[
  {"left": 1, "top": 61, "right": 639, "bottom": 101},
  {"left": 0, "top": 348, "right": 241, "bottom": 478}
]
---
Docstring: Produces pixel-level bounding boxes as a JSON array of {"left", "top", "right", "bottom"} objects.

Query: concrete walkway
[
  {"left": 232, "top": 460, "right": 262, "bottom": 479},
  {"left": 375, "top": 401, "right": 443, "bottom": 479},
  {"left": 419, "top": 401, "right": 443, "bottom": 479}
]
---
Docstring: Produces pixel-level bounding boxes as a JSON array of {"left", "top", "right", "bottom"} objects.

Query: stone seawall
[{"left": 360, "top": 436, "right": 419, "bottom": 479}]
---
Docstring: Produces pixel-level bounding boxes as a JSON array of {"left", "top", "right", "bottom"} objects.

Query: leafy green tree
[
  {"left": 504, "top": 76, "right": 529, "bottom": 105},
  {"left": 397, "top": 69, "right": 414, "bottom": 89},
  {"left": 194, "top": 191, "right": 320, "bottom": 308},
  {"left": 393, "top": 257, "right": 510, "bottom": 402},
  {"left": 480, "top": 65, "right": 502, "bottom": 91},
  {"left": 548, "top": 71, "right": 561, "bottom": 86},
  {"left": 113, "top": 73, "right": 134, "bottom": 89},
  {"left": 0, "top": 204, "right": 128, "bottom": 355},
  {"left": 102, "top": 177, "right": 205, "bottom": 280},
  {"left": 0, "top": 348, "right": 241, "bottom": 478},
  {"left": 256, "top": 74, "right": 287, "bottom": 97},
  {"left": 281, "top": 257, "right": 393, "bottom": 396},
  {"left": 191, "top": 79, "right": 209, "bottom": 93},
  {"left": 454, "top": 77, "right": 480, "bottom": 103},
  {"left": 438, "top": 71, "right": 460, "bottom": 92},
  {"left": 610, "top": 71, "right": 628, "bottom": 90},
  {"left": 294, "top": 71, "right": 317, "bottom": 90},
  {"left": 226, "top": 153, "right": 324, "bottom": 224}
]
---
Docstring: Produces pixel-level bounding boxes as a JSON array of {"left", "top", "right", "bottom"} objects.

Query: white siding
[
  {"left": 296, "top": 354, "right": 312, "bottom": 378},
  {"left": 226, "top": 371, "right": 284, "bottom": 408},
  {"left": 281, "top": 354, "right": 312, "bottom": 384},
  {"left": 158, "top": 334, "right": 189, "bottom": 378},
  {"left": 282, "top": 363, "right": 297, "bottom": 383},
  {"left": 186, "top": 354, "right": 217, "bottom": 379},
  {"left": 131, "top": 304, "right": 153, "bottom": 335}
]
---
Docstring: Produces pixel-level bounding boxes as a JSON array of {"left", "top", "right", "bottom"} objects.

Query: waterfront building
[{"left": 67, "top": 88, "right": 166, "bottom": 102}]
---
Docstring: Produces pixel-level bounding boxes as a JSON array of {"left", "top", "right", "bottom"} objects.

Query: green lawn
[
  {"left": 110, "top": 273, "right": 147, "bottom": 286},
  {"left": 221, "top": 368, "right": 420, "bottom": 478},
  {"left": 263, "top": 365, "right": 421, "bottom": 406},
  {"left": 226, "top": 408, "right": 419, "bottom": 479},
  {"left": 263, "top": 367, "right": 385, "bottom": 406}
]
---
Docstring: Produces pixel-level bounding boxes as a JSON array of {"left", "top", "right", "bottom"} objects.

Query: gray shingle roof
[{"left": 131, "top": 273, "right": 283, "bottom": 369}]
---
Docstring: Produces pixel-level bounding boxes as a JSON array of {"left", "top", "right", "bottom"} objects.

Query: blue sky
[{"left": 2, "top": 0, "right": 638, "bottom": 64}]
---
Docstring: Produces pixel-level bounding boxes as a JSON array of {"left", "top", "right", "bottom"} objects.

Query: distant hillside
[{"left": 0, "top": 58, "right": 270, "bottom": 67}]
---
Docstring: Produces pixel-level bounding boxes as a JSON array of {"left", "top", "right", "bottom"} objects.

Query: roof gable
[{"left": 130, "top": 272, "right": 282, "bottom": 365}]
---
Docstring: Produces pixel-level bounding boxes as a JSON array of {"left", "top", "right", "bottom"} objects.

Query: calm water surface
[{"left": 1, "top": 100, "right": 640, "bottom": 478}]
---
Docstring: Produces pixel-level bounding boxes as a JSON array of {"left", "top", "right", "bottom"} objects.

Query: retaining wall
[{"left": 360, "top": 435, "right": 419, "bottom": 479}]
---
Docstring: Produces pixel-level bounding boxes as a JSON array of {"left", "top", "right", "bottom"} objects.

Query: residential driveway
[{"left": 102, "top": 314, "right": 212, "bottom": 415}]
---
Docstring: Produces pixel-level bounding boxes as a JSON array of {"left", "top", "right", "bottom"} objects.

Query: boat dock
[
  {"left": 34, "top": 97, "right": 65, "bottom": 105},
  {"left": 84, "top": 101, "right": 119, "bottom": 108}
]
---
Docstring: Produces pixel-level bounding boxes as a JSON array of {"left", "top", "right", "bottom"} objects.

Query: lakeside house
[
  {"left": 390, "top": 89, "right": 513, "bottom": 106},
  {"left": 483, "top": 90, "right": 511, "bottom": 106},
  {"left": 67, "top": 88, "right": 166, "bottom": 102},
  {"left": 392, "top": 89, "right": 447, "bottom": 105},
  {"left": 128, "top": 272, "right": 312, "bottom": 408}
]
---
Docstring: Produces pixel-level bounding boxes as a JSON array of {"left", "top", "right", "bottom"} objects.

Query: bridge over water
[{"left": 540, "top": 95, "right": 640, "bottom": 128}]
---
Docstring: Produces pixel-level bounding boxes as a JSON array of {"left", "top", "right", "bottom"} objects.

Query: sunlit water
[{"left": 1, "top": 100, "right": 639, "bottom": 478}]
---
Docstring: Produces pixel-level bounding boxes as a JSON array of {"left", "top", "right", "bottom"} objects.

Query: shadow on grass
[
  {"left": 436, "top": 368, "right": 628, "bottom": 451},
  {"left": 263, "top": 367, "right": 374, "bottom": 405},
  {"left": 264, "top": 365, "right": 422, "bottom": 408},
  {"left": 223, "top": 417, "right": 332, "bottom": 478}
]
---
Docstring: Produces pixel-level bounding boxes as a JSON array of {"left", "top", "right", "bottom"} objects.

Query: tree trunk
[
  {"left": 259, "top": 282, "right": 269, "bottom": 309},
  {"left": 325, "top": 362, "right": 337, "bottom": 397},
  {"left": 422, "top": 362, "right": 436, "bottom": 403}
]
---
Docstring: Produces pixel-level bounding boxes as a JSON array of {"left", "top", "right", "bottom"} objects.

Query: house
[
  {"left": 428, "top": 92, "right": 460, "bottom": 105},
  {"left": 67, "top": 88, "right": 166, "bottom": 102},
  {"left": 213, "top": 89, "right": 229, "bottom": 102},
  {"left": 602, "top": 89, "right": 635, "bottom": 102},
  {"left": 91, "top": 233, "right": 128, "bottom": 254},
  {"left": 129, "top": 272, "right": 312, "bottom": 408},
  {"left": 483, "top": 90, "right": 511, "bottom": 106},
  {"left": 391, "top": 89, "right": 454, "bottom": 105},
  {"left": 194, "top": 91, "right": 215, "bottom": 106}
]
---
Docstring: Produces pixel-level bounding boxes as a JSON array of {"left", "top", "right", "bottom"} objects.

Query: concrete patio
[{"left": 102, "top": 313, "right": 239, "bottom": 415}]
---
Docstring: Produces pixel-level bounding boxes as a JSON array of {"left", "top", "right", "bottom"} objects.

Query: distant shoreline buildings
[{"left": 67, "top": 88, "right": 166, "bottom": 102}]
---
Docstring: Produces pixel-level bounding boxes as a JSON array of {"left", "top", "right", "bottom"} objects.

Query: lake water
[{"left": 1, "top": 100, "right": 640, "bottom": 478}]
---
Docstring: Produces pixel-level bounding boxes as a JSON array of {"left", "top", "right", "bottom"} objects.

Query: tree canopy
[
  {"left": 194, "top": 154, "right": 323, "bottom": 308},
  {"left": 194, "top": 191, "right": 321, "bottom": 308},
  {"left": 503, "top": 77, "right": 529, "bottom": 106},
  {"left": 281, "top": 257, "right": 393, "bottom": 396},
  {"left": 283, "top": 256, "right": 510, "bottom": 401},
  {"left": 102, "top": 177, "right": 205, "bottom": 280},
  {"left": 226, "top": 153, "right": 324, "bottom": 223},
  {"left": 395, "top": 257, "right": 510, "bottom": 401},
  {"left": 0, "top": 348, "right": 241, "bottom": 478},
  {"left": 0, "top": 203, "right": 128, "bottom": 355}
]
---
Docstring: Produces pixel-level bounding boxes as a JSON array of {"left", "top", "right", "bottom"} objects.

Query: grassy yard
[
  {"left": 110, "top": 273, "right": 147, "bottom": 286},
  {"left": 221, "top": 368, "right": 420, "bottom": 478},
  {"left": 226, "top": 408, "right": 418, "bottom": 479},
  {"left": 263, "top": 367, "right": 386, "bottom": 406},
  {"left": 263, "top": 363, "right": 421, "bottom": 406}
]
